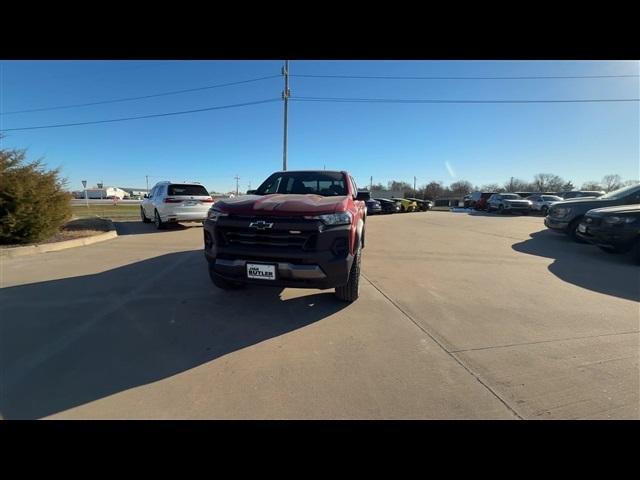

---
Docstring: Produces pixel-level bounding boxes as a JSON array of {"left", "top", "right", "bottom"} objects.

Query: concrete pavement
[{"left": 0, "top": 213, "right": 637, "bottom": 419}]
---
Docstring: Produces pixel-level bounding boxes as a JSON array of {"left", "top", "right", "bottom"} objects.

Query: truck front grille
[{"left": 217, "top": 216, "right": 319, "bottom": 251}]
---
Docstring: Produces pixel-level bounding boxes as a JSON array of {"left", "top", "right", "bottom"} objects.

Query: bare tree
[
  {"left": 601, "top": 174, "right": 623, "bottom": 192},
  {"left": 581, "top": 181, "right": 602, "bottom": 190},
  {"left": 480, "top": 183, "right": 504, "bottom": 192},
  {"left": 560, "top": 181, "right": 574, "bottom": 191},
  {"left": 423, "top": 181, "right": 444, "bottom": 200},
  {"left": 504, "top": 177, "right": 531, "bottom": 192},
  {"left": 449, "top": 180, "right": 474, "bottom": 195},
  {"left": 387, "top": 180, "right": 412, "bottom": 192},
  {"left": 623, "top": 179, "right": 640, "bottom": 187},
  {"left": 532, "top": 173, "right": 565, "bottom": 192}
]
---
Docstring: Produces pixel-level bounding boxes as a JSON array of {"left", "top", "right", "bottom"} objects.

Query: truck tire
[
  {"left": 141, "top": 207, "right": 151, "bottom": 223},
  {"left": 208, "top": 262, "right": 244, "bottom": 290},
  {"left": 568, "top": 217, "right": 586, "bottom": 243},
  {"left": 335, "top": 245, "right": 361, "bottom": 302}
]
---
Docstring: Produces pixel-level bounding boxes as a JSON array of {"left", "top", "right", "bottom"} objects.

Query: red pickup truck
[{"left": 203, "top": 170, "right": 368, "bottom": 302}]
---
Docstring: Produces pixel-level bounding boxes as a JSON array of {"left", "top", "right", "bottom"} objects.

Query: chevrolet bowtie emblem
[{"left": 249, "top": 220, "right": 274, "bottom": 230}]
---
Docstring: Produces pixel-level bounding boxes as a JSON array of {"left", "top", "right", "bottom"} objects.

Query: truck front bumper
[
  {"left": 203, "top": 219, "right": 355, "bottom": 289},
  {"left": 576, "top": 223, "right": 637, "bottom": 252},
  {"left": 544, "top": 216, "right": 570, "bottom": 232}
]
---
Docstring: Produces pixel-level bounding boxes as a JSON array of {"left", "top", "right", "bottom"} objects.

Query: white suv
[{"left": 141, "top": 181, "right": 213, "bottom": 229}]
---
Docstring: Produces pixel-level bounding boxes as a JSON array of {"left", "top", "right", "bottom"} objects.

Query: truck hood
[
  {"left": 552, "top": 197, "right": 619, "bottom": 209},
  {"left": 585, "top": 204, "right": 640, "bottom": 216},
  {"left": 213, "top": 194, "right": 349, "bottom": 216}
]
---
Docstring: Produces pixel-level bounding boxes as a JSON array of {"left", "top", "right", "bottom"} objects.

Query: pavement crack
[
  {"left": 450, "top": 331, "right": 640, "bottom": 353},
  {"left": 362, "top": 272, "right": 524, "bottom": 420}
]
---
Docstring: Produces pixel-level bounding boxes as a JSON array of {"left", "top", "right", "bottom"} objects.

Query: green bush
[{"left": 0, "top": 142, "right": 72, "bottom": 245}]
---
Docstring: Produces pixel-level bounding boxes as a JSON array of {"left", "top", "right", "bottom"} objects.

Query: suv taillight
[{"left": 200, "top": 198, "right": 214, "bottom": 203}]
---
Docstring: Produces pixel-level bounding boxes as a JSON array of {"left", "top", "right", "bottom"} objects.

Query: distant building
[
  {"left": 120, "top": 187, "right": 149, "bottom": 198},
  {"left": 434, "top": 196, "right": 464, "bottom": 207},
  {"left": 83, "top": 187, "right": 129, "bottom": 199}
]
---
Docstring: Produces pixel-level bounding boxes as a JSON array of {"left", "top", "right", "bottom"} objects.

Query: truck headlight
[
  {"left": 313, "top": 212, "right": 353, "bottom": 225},
  {"left": 603, "top": 216, "right": 636, "bottom": 225},
  {"left": 553, "top": 207, "right": 572, "bottom": 218},
  {"left": 207, "top": 208, "right": 228, "bottom": 221}
]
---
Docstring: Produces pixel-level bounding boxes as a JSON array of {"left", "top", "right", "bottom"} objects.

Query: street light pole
[{"left": 282, "top": 60, "right": 290, "bottom": 171}]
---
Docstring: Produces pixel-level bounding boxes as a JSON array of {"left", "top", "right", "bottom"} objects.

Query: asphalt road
[{"left": 1, "top": 211, "right": 638, "bottom": 419}]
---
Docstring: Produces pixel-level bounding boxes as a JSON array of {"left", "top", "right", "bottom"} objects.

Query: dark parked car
[
  {"left": 486, "top": 193, "right": 532, "bottom": 214},
  {"left": 407, "top": 198, "right": 432, "bottom": 211},
  {"left": 466, "top": 191, "right": 496, "bottom": 210},
  {"left": 545, "top": 183, "right": 640, "bottom": 241},
  {"left": 576, "top": 204, "right": 640, "bottom": 262},
  {"left": 558, "top": 190, "right": 605, "bottom": 200},
  {"left": 365, "top": 198, "right": 382, "bottom": 215},
  {"left": 375, "top": 198, "right": 401, "bottom": 214}
]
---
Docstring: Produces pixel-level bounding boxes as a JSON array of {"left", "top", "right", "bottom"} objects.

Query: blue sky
[{"left": 1, "top": 60, "right": 638, "bottom": 193}]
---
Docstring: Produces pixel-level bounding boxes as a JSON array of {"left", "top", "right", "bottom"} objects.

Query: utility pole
[
  {"left": 145, "top": 175, "right": 149, "bottom": 193},
  {"left": 234, "top": 175, "right": 240, "bottom": 196},
  {"left": 282, "top": 60, "right": 290, "bottom": 171},
  {"left": 414, "top": 176, "right": 417, "bottom": 194},
  {"left": 370, "top": 176, "right": 373, "bottom": 191}
]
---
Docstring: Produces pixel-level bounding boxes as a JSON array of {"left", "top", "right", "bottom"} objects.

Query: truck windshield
[
  {"left": 600, "top": 184, "right": 640, "bottom": 200},
  {"left": 255, "top": 172, "right": 347, "bottom": 196}
]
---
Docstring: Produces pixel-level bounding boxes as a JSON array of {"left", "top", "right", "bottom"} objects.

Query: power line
[
  {"left": 1, "top": 74, "right": 281, "bottom": 115},
  {"left": 0, "top": 98, "right": 281, "bottom": 132},
  {"left": 291, "top": 96, "right": 640, "bottom": 104},
  {"left": 291, "top": 73, "right": 640, "bottom": 80}
]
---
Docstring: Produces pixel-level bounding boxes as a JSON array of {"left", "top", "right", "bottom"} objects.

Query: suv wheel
[
  {"left": 498, "top": 204, "right": 504, "bottom": 214},
  {"left": 335, "top": 243, "right": 361, "bottom": 302},
  {"left": 154, "top": 210, "right": 165, "bottom": 230},
  {"left": 141, "top": 207, "right": 151, "bottom": 223},
  {"left": 541, "top": 205, "right": 549, "bottom": 216},
  {"left": 208, "top": 262, "right": 244, "bottom": 290}
]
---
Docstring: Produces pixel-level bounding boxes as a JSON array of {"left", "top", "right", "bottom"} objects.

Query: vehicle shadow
[
  {"left": 512, "top": 229, "right": 640, "bottom": 301},
  {"left": 114, "top": 221, "right": 201, "bottom": 236},
  {"left": 0, "top": 250, "right": 347, "bottom": 419}
]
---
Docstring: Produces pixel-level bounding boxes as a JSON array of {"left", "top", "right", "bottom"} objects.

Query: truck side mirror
[
  {"left": 246, "top": 189, "right": 258, "bottom": 195},
  {"left": 356, "top": 191, "right": 370, "bottom": 201},
  {"left": 143, "top": 194, "right": 149, "bottom": 199}
]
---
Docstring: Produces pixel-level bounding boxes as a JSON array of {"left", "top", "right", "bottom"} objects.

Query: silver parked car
[
  {"left": 141, "top": 181, "right": 214, "bottom": 229},
  {"left": 527, "top": 194, "right": 563, "bottom": 215},
  {"left": 486, "top": 193, "right": 532, "bottom": 215}
]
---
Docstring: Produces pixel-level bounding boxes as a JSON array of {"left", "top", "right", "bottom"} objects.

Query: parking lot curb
[{"left": 0, "top": 220, "right": 118, "bottom": 259}]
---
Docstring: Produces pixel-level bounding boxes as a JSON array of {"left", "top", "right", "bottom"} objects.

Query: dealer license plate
[{"left": 246, "top": 263, "right": 276, "bottom": 281}]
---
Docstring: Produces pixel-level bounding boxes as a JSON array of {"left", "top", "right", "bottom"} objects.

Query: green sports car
[{"left": 391, "top": 198, "right": 418, "bottom": 212}]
